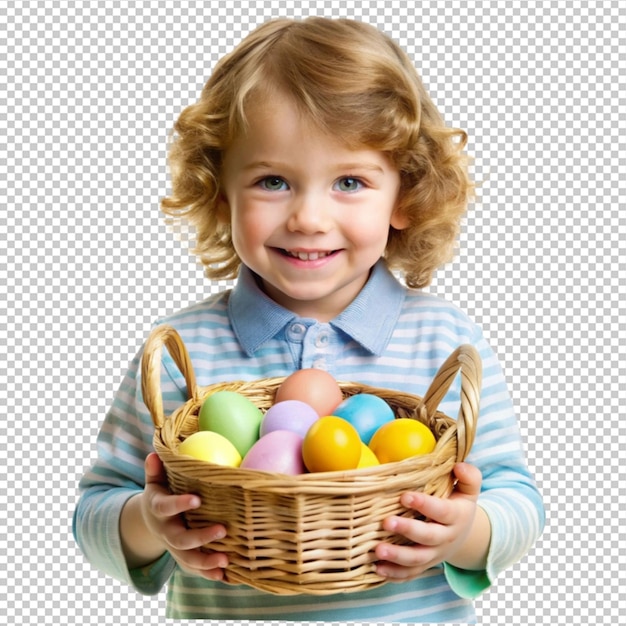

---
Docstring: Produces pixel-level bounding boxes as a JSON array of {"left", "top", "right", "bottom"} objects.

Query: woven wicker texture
[{"left": 141, "top": 325, "right": 482, "bottom": 595}]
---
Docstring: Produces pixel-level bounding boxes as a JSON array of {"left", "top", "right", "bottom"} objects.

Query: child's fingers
[
  {"left": 397, "top": 492, "right": 456, "bottom": 526},
  {"left": 392, "top": 464, "right": 481, "bottom": 527},
  {"left": 149, "top": 489, "right": 202, "bottom": 519},
  {"left": 174, "top": 549, "right": 230, "bottom": 580},
  {"left": 375, "top": 540, "right": 434, "bottom": 569},
  {"left": 144, "top": 452, "right": 167, "bottom": 485},
  {"left": 179, "top": 548, "right": 229, "bottom": 574},
  {"left": 165, "top": 521, "right": 227, "bottom": 552},
  {"left": 380, "top": 515, "right": 444, "bottom": 548},
  {"left": 452, "top": 462, "right": 482, "bottom": 497},
  {"left": 144, "top": 452, "right": 203, "bottom": 518},
  {"left": 165, "top": 523, "right": 230, "bottom": 579}
]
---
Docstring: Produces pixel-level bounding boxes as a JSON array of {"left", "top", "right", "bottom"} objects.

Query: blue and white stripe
[{"left": 73, "top": 261, "right": 544, "bottom": 623}]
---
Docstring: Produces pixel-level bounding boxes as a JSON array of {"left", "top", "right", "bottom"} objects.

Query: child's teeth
[{"left": 291, "top": 251, "right": 327, "bottom": 260}]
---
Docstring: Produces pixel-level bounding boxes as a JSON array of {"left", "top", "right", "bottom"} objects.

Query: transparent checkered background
[{"left": 1, "top": 1, "right": 624, "bottom": 624}]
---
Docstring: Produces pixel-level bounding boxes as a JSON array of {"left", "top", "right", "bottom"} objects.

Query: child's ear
[
  {"left": 216, "top": 193, "right": 231, "bottom": 224},
  {"left": 390, "top": 207, "right": 410, "bottom": 230}
]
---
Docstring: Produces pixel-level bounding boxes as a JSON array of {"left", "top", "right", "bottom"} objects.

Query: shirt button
[
  {"left": 312, "top": 358, "right": 326, "bottom": 369},
  {"left": 315, "top": 333, "right": 329, "bottom": 348},
  {"left": 290, "top": 323, "right": 306, "bottom": 335}
]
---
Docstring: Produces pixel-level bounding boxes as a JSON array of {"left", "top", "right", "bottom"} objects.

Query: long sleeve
[
  {"left": 442, "top": 331, "right": 546, "bottom": 597},
  {"left": 72, "top": 347, "right": 183, "bottom": 594}
]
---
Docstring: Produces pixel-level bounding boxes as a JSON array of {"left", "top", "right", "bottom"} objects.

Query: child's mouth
[{"left": 280, "top": 249, "right": 337, "bottom": 261}]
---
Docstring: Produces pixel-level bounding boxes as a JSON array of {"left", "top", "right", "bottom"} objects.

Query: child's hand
[
  {"left": 375, "top": 463, "right": 483, "bottom": 581},
  {"left": 140, "top": 452, "right": 229, "bottom": 581}
]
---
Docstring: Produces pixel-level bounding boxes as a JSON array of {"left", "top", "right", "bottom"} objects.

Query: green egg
[{"left": 198, "top": 390, "right": 263, "bottom": 457}]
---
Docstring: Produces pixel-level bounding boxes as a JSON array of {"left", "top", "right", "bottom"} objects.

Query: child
[{"left": 73, "top": 17, "right": 544, "bottom": 623}]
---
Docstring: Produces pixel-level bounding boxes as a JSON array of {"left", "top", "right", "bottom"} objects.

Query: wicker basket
[{"left": 141, "top": 324, "right": 482, "bottom": 595}]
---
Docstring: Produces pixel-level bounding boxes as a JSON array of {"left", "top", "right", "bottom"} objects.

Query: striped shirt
[{"left": 73, "top": 260, "right": 545, "bottom": 623}]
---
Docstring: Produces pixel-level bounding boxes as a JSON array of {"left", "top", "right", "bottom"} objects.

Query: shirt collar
[
  {"left": 330, "top": 260, "right": 406, "bottom": 355},
  {"left": 229, "top": 259, "right": 406, "bottom": 357}
]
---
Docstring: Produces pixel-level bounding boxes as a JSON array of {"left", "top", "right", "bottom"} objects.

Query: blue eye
[
  {"left": 259, "top": 177, "right": 288, "bottom": 191},
  {"left": 335, "top": 177, "right": 362, "bottom": 192}
]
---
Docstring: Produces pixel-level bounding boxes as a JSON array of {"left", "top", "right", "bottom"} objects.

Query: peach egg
[{"left": 274, "top": 368, "right": 343, "bottom": 417}]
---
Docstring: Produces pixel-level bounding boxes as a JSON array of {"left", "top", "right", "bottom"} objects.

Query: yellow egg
[
  {"left": 369, "top": 418, "right": 436, "bottom": 464},
  {"left": 357, "top": 443, "right": 380, "bottom": 468},
  {"left": 302, "top": 416, "right": 361, "bottom": 472},
  {"left": 178, "top": 431, "right": 242, "bottom": 467}
]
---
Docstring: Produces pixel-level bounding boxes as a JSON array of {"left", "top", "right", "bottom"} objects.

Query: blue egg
[{"left": 332, "top": 393, "right": 395, "bottom": 444}]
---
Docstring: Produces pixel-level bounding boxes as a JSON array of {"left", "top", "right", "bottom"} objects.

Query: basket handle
[
  {"left": 420, "top": 344, "right": 482, "bottom": 463},
  {"left": 141, "top": 325, "right": 197, "bottom": 429}
]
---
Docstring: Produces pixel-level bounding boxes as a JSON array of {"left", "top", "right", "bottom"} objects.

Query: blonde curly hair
[{"left": 161, "top": 17, "right": 473, "bottom": 289}]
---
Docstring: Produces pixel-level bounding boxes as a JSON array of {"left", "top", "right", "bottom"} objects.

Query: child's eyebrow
[
  {"left": 242, "top": 161, "right": 385, "bottom": 174},
  {"left": 335, "top": 162, "right": 385, "bottom": 174},
  {"left": 242, "top": 161, "right": 281, "bottom": 171}
]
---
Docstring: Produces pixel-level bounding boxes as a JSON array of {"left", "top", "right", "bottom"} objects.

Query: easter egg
[
  {"left": 274, "top": 368, "right": 343, "bottom": 417},
  {"left": 369, "top": 418, "right": 436, "bottom": 464},
  {"left": 198, "top": 390, "right": 263, "bottom": 457},
  {"left": 241, "top": 430, "right": 306, "bottom": 475},
  {"left": 357, "top": 442, "right": 380, "bottom": 468},
  {"left": 178, "top": 431, "right": 242, "bottom": 467},
  {"left": 260, "top": 400, "right": 319, "bottom": 438},
  {"left": 332, "top": 393, "right": 395, "bottom": 444},
  {"left": 302, "top": 416, "right": 361, "bottom": 473}
]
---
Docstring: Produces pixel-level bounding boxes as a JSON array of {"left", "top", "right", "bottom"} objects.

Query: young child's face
[{"left": 218, "top": 92, "right": 407, "bottom": 321}]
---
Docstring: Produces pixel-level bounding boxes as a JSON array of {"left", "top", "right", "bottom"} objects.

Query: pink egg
[
  {"left": 260, "top": 400, "right": 319, "bottom": 438},
  {"left": 240, "top": 430, "right": 306, "bottom": 475}
]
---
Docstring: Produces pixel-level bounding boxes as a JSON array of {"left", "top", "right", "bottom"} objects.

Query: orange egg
[
  {"left": 369, "top": 418, "right": 436, "bottom": 464},
  {"left": 275, "top": 368, "right": 343, "bottom": 417},
  {"left": 302, "top": 416, "right": 362, "bottom": 472}
]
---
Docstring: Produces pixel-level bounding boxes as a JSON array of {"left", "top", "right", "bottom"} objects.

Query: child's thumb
[
  {"left": 144, "top": 452, "right": 167, "bottom": 485},
  {"left": 453, "top": 462, "right": 482, "bottom": 498}
]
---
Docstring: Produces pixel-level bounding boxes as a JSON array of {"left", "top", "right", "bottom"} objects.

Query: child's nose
[{"left": 286, "top": 193, "right": 331, "bottom": 234}]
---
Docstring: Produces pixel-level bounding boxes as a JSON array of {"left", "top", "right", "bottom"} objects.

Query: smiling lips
[{"left": 281, "top": 249, "right": 337, "bottom": 261}]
